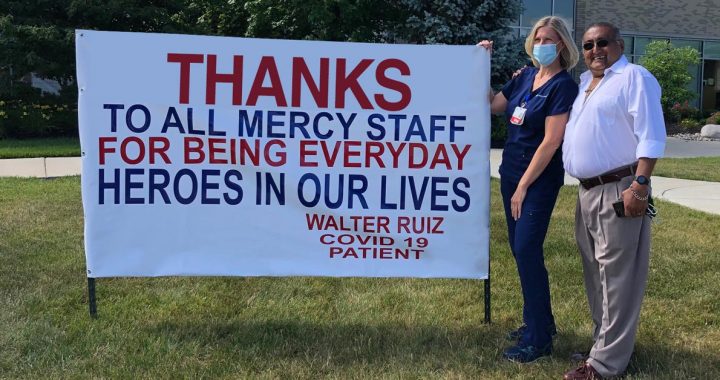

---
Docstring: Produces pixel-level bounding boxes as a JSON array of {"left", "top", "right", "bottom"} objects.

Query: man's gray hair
[{"left": 586, "top": 22, "right": 621, "bottom": 40}]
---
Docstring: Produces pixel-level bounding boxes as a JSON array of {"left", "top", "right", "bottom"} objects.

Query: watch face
[{"left": 636, "top": 176, "right": 649, "bottom": 185}]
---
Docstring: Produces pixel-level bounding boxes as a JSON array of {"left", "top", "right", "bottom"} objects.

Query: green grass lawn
[
  {"left": 0, "top": 137, "right": 80, "bottom": 158},
  {"left": 0, "top": 177, "right": 718, "bottom": 378},
  {"left": 654, "top": 156, "right": 720, "bottom": 182}
]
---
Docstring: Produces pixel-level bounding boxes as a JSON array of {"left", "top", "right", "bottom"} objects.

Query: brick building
[{"left": 511, "top": 0, "right": 720, "bottom": 113}]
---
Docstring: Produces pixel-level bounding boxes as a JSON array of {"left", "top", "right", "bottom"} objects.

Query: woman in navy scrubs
[{"left": 480, "top": 16, "right": 579, "bottom": 363}]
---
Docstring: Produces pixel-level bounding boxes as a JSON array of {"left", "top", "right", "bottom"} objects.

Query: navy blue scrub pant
[{"left": 500, "top": 176, "right": 562, "bottom": 348}]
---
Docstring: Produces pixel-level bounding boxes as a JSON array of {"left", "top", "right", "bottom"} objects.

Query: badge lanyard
[{"left": 510, "top": 94, "right": 530, "bottom": 126}]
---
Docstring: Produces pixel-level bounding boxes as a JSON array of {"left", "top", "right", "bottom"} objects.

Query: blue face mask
[{"left": 533, "top": 43, "right": 558, "bottom": 66}]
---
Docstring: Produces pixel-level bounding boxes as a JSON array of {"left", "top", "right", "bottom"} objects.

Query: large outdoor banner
[{"left": 76, "top": 30, "right": 491, "bottom": 278}]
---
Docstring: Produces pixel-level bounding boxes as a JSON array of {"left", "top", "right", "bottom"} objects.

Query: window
[
  {"left": 623, "top": 37, "right": 634, "bottom": 61},
  {"left": 704, "top": 41, "right": 720, "bottom": 59},
  {"left": 521, "top": 0, "right": 552, "bottom": 27},
  {"left": 672, "top": 39, "right": 701, "bottom": 51},
  {"left": 553, "top": 0, "right": 575, "bottom": 23},
  {"left": 512, "top": 1, "right": 576, "bottom": 39},
  {"left": 621, "top": 36, "right": 719, "bottom": 110},
  {"left": 633, "top": 37, "right": 652, "bottom": 56}
]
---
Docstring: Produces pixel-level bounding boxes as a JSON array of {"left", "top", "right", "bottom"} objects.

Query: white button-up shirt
[{"left": 563, "top": 55, "right": 666, "bottom": 179}]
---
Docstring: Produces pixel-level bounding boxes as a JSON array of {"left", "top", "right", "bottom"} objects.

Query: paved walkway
[
  {"left": 489, "top": 150, "right": 720, "bottom": 215},
  {"left": 664, "top": 136, "right": 720, "bottom": 157},
  {"left": 0, "top": 157, "right": 81, "bottom": 178},
  {"left": 1, "top": 138, "right": 720, "bottom": 215}
]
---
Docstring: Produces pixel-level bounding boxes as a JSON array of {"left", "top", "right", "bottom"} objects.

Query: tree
[
  {"left": 395, "top": 0, "right": 526, "bottom": 87},
  {"left": 0, "top": 0, "right": 524, "bottom": 137},
  {"left": 0, "top": 0, "right": 225, "bottom": 98},
  {"left": 2, "top": 0, "right": 524, "bottom": 98},
  {"left": 181, "top": 0, "right": 249, "bottom": 36},
  {"left": 242, "top": 0, "right": 526, "bottom": 86},
  {"left": 0, "top": 0, "right": 218, "bottom": 137},
  {"left": 243, "top": 0, "right": 400, "bottom": 42},
  {"left": 639, "top": 40, "right": 701, "bottom": 112}
]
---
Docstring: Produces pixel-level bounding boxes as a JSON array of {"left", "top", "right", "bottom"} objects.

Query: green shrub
[
  {"left": 679, "top": 118, "right": 702, "bottom": 133},
  {"left": 491, "top": 115, "right": 507, "bottom": 146},
  {"left": 0, "top": 101, "right": 8, "bottom": 138},
  {"left": 639, "top": 41, "right": 700, "bottom": 112},
  {"left": 0, "top": 100, "right": 76, "bottom": 139},
  {"left": 670, "top": 101, "right": 701, "bottom": 120},
  {"left": 665, "top": 107, "right": 681, "bottom": 123},
  {"left": 706, "top": 111, "right": 720, "bottom": 125}
]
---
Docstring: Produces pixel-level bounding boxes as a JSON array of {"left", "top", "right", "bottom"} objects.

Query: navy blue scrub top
[{"left": 499, "top": 67, "right": 578, "bottom": 184}]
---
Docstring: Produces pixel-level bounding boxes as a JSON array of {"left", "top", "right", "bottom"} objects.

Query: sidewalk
[
  {"left": 492, "top": 149, "right": 720, "bottom": 215},
  {"left": 0, "top": 157, "right": 81, "bottom": 178},
  {"left": 1, "top": 150, "right": 720, "bottom": 215}
]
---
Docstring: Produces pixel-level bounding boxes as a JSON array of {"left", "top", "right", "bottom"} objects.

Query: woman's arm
[
  {"left": 492, "top": 66, "right": 530, "bottom": 115},
  {"left": 509, "top": 112, "right": 568, "bottom": 220},
  {"left": 490, "top": 91, "right": 508, "bottom": 115},
  {"left": 477, "top": 40, "right": 510, "bottom": 115}
]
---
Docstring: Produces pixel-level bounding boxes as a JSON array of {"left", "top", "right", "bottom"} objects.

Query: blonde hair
[{"left": 524, "top": 16, "right": 579, "bottom": 70}]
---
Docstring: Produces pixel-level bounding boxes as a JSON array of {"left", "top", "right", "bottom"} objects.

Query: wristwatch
[{"left": 634, "top": 175, "right": 650, "bottom": 185}]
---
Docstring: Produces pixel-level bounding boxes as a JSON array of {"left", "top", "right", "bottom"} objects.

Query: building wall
[
  {"left": 514, "top": 0, "right": 720, "bottom": 110},
  {"left": 573, "top": 0, "right": 720, "bottom": 78},
  {"left": 575, "top": 0, "right": 720, "bottom": 39}
]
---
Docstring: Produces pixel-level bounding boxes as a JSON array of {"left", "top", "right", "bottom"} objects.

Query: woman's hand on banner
[{"left": 477, "top": 40, "right": 494, "bottom": 54}]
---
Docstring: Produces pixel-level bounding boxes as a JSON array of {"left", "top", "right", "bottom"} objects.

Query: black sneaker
[
  {"left": 502, "top": 341, "right": 552, "bottom": 363},
  {"left": 506, "top": 324, "right": 527, "bottom": 341},
  {"left": 506, "top": 323, "right": 557, "bottom": 341}
]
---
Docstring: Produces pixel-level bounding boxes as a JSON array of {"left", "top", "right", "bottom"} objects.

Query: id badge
[{"left": 510, "top": 106, "right": 527, "bottom": 125}]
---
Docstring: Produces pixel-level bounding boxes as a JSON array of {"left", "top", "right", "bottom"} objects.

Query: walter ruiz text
[{"left": 305, "top": 213, "right": 444, "bottom": 260}]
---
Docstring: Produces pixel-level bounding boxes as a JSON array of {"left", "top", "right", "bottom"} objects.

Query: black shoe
[
  {"left": 506, "top": 323, "right": 557, "bottom": 341},
  {"left": 502, "top": 341, "right": 552, "bottom": 363},
  {"left": 506, "top": 324, "right": 527, "bottom": 341}
]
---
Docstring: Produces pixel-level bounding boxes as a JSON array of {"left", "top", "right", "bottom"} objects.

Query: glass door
[{"left": 702, "top": 60, "right": 720, "bottom": 114}]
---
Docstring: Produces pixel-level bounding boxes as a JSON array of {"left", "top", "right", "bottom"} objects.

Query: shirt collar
[
  {"left": 607, "top": 55, "right": 629, "bottom": 74},
  {"left": 581, "top": 55, "right": 629, "bottom": 81}
]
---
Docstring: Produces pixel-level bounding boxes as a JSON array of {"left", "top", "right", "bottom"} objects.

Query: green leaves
[
  {"left": 243, "top": 0, "right": 401, "bottom": 42},
  {"left": 639, "top": 40, "right": 701, "bottom": 112},
  {"left": 1, "top": 0, "right": 526, "bottom": 137},
  {"left": 1, "top": 0, "right": 525, "bottom": 91}
]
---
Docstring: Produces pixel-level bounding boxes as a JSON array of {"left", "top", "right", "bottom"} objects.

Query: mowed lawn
[
  {"left": 0, "top": 177, "right": 718, "bottom": 379},
  {"left": 0, "top": 137, "right": 81, "bottom": 159},
  {"left": 653, "top": 156, "right": 720, "bottom": 182}
]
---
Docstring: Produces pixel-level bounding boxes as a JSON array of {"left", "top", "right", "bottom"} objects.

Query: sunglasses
[{"left": 583, "top": 39, "right": 613, "bottom": 51}]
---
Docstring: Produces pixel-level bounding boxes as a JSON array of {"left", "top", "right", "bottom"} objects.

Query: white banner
[{"left": 76, "top": 30, "right": 491, "bottom": 278}]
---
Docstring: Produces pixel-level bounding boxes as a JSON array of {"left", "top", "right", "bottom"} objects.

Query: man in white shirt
[{"left": 562, "top": 22, "right": 666, "bottom": 380}]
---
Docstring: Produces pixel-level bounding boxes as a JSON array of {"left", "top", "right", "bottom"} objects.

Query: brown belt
[{"left": 578, "top": 164, "right": 638, "bottom": 190}]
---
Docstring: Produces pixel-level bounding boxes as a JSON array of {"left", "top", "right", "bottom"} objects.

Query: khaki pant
[{"left": 575, "top": 175, "right": 651, "bottom": 377}]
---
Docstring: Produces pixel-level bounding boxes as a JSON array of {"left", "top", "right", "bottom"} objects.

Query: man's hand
[{"left": 622, "top": 184, "right": 649, "bottom": 218}]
